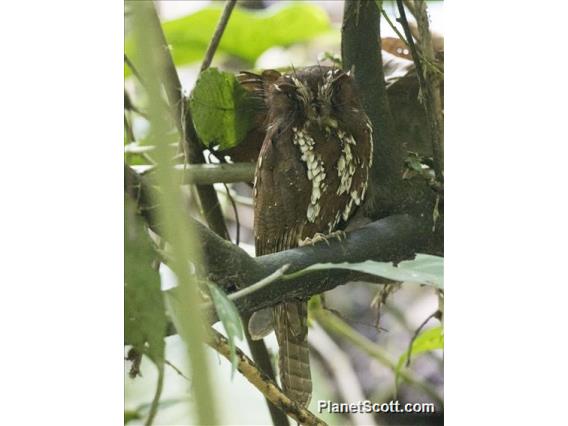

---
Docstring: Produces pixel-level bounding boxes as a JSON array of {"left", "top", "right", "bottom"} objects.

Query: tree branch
[
  {"left": 341, "top": 0, "right": 404, "bottom": 218},
  {"left": 207, "top": 329, "right": 327, "bottom": 426},
  {"left": 200, "top": 0, "right": 237, "bottom": 72},
  {"left": 133, "top": 162, "right": 255, "bottom": 185},
  {"left": 125, "top": 164, "right": 441, "bottom": 322}
]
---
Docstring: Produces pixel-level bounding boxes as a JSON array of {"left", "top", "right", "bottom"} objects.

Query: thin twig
[
  {"left": 165, "top": 359, "right": 191, "bottom": 381},
  {"left": 406, "top": 310, "right": 441, "bottom": 367},
  {"left": 207, "top": 150, "right": 242, "bottom": 246},
  {"left": 380, "top": 8, "right": 410, "bottom": 50},
  {"left": 396, "top": 1, "right": 425, "bottom": 96},
  {"left": 200, "top": 0, "right": 237, "bottom": 72},
  {"left": 206, "top": 328, "right": 327, "bottom": 426},
  {"left": 223, "top": 183, "right": 240, "bottom": 245}
]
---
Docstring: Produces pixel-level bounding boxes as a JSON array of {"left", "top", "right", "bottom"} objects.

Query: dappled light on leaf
[{"left": 190, "top": 68, "right": 258, "bottom": 150}]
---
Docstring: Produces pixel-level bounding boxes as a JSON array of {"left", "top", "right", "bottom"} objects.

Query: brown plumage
[{"left": 253, "top": 65, "right": 373, "bottom": 407}]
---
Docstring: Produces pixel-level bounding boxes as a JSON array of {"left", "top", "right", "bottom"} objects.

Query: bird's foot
[
  {"left": 300, "top": 233, "right": 329, "bottom": 247},
  {"left": 300, "top": 230, "right": 346, "bottom": 247},
  {"left": 328, "top": 230, "right": 347, "bottom": 242}
]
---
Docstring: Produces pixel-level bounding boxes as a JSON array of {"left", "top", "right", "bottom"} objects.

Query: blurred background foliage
[{"left": 124, "top": 1, "right": 444, "bottom": 425}]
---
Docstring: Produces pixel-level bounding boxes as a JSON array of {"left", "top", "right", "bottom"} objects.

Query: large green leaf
[
  {"left": 395, "top": 326, "right": 444, "bottom": 384},
  {"left": 286, "top": 254, "right": 444, "bottom": 289},
  {"left": 124, "top": 198, "right": 167, "bottom": 366},
  {"left": 208, "top": 282, "right": 244, "bottom": 378},
  {"left": 125, "top": 3, "right": 332, "bottom": 76},
  {"left": 189, "top": 68, "right": 255, "bottom": 150}
]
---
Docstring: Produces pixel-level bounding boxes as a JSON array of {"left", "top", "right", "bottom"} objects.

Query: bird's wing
[{"left": 254, "top": 128, "right": 311, "bottom": 256}]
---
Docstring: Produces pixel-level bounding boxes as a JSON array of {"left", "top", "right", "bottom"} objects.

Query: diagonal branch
[
  {"left": 200, "top": 0, "right": 237, "bottom": 72},
  {"left": 207, "top": 329, "right": 327, "bottom": 426}
]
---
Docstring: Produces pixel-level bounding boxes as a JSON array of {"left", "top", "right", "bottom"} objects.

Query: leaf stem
[{"left": 406, "top": 310, "right": 441, "bottom": 367}]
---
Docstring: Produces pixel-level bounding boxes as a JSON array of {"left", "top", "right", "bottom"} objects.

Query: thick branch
[
  {"left": 225, "top": 214, "right": 440, "bottom": 317},
  {"left": 125, "top": 164, "right": 441, "bottom": 320},
  {"left": 341, "top": 1, "right": 404, "bottom": 217}
]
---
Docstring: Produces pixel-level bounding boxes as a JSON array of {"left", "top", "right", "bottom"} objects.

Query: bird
[{"left": 251, "top": 65, "right": 373, "bottom": 407}]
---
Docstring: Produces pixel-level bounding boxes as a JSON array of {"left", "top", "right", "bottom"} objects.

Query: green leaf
[
  {"left": 207, "top": 282, "right": 244, "bottom": 378},
  {"left": 189, "top": 68, "right": 256, "bottom": 150},
  {"left": 286, "top": 254, "right": 444, "bottom": 289},
  {"left": 395, "top": 326, "right": 444, "bottom": 384},
  {"left": 124, "top": 198, "right": 167, "bottom": 366},
  {"left": 125, "top": 3, "right": 332, "bottom": 76}
]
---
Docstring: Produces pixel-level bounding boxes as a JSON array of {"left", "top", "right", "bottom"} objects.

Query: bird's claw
[{"left": 300, "top": 231, "right": 346, "bottom": 247}]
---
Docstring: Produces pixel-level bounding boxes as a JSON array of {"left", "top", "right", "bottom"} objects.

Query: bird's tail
[{"left": 273, "top": 301, "right": 312, "bottom": 407}]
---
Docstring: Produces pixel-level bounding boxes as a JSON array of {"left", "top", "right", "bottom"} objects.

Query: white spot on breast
[
  {"left": 335, "top": 125, "right": 372, "bottom": 221},
  {"left": 336, "top": 140, "right": 355, "bottom": 196},
  {"left": 293, "top": 126, "right": 325, "bottom": 223}
]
